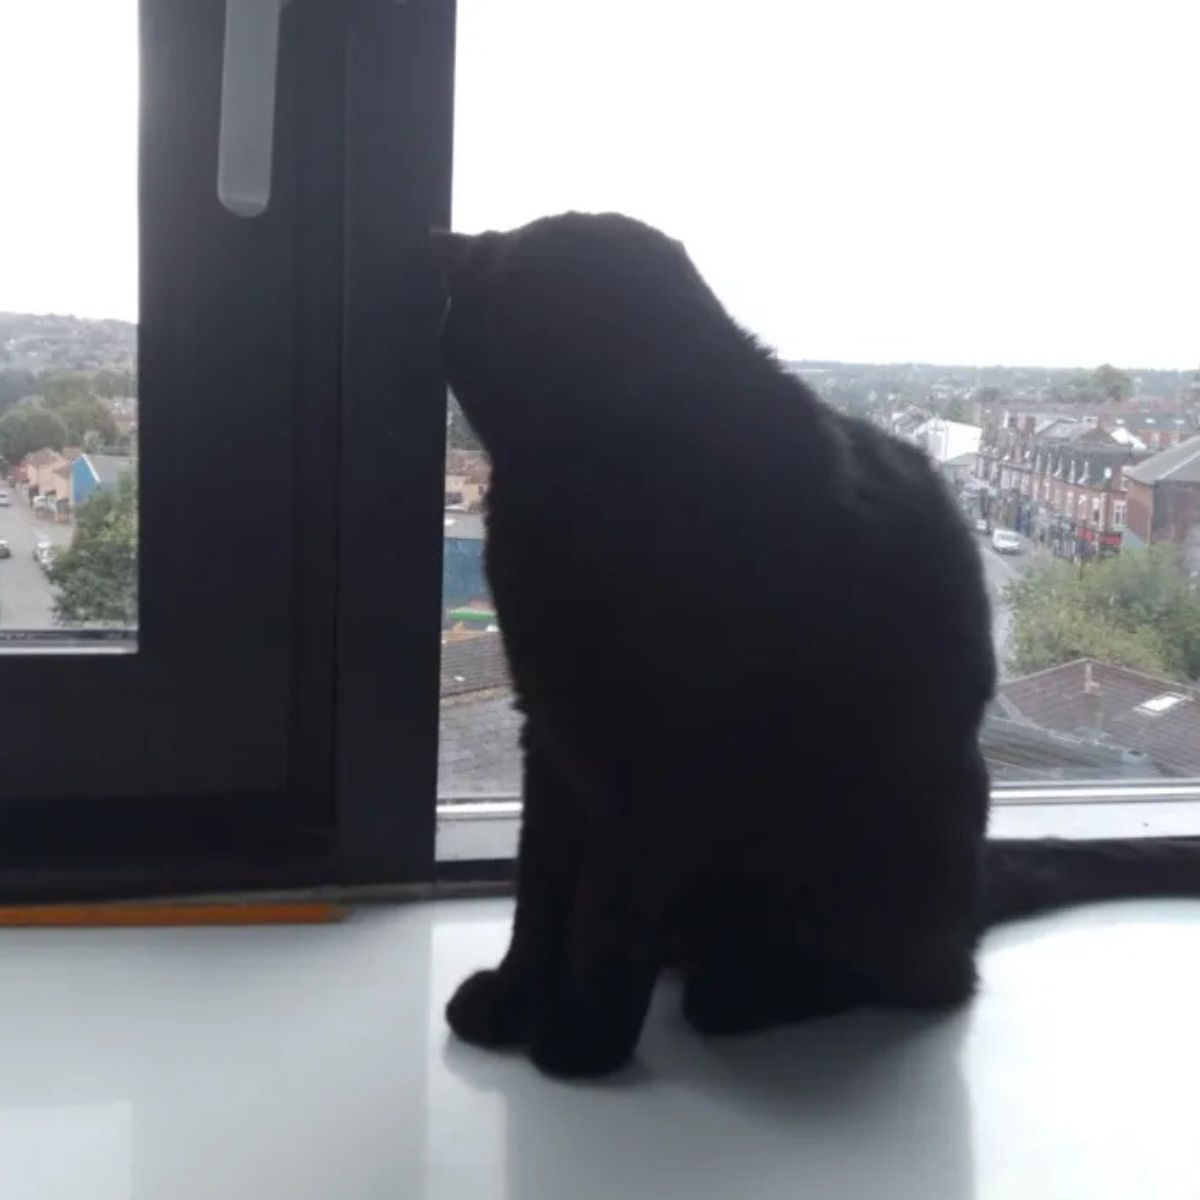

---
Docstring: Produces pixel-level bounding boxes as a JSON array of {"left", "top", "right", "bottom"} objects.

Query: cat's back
[{"left": 486, "top": 362, "right": 993, "bottom": 735}]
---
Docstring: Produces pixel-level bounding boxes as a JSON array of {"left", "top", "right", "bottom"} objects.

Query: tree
[
  {"left": 0, "top": 367, "right": 36, "bottom": 413},
  {"left": 0, "top": 404, "right": 69, "bottom": 463},
  {"left": 1064, "top": 364, "right": 1135, "bottom": 406},
  {"left": 1006, "top": 544, "right": 1200, "bottom": 681},
  {"left": 49, "top": 471, "right": 138, "bottom": 627},
  {"left": 939, "top": 395, "right": 974, "bottom": 423},
  {"left": 1092, "top": 363, "right": 1135, "bottom": 404},
  {"left": 59, "top": 395, "right": 118, "bottom": 445},
  {"left": 38, "top": 370, "right": 94, "bottom": 410},
  {"left": 92, "top": 367, "right": 135, "bottom": 398}
]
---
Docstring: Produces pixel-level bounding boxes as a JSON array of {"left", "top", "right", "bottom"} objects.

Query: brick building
[
  {"left": 975, "top": 418, "right": 1140, "bottom": 560},
  {"left": 1123, "top": 436, "right": 1200, "bottom": 569}
]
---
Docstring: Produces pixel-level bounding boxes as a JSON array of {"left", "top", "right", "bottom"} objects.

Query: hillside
[{"left": 0, "top": 313, "right": 137, "bottom": 374}]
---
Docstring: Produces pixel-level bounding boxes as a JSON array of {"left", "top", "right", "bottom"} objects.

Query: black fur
[{"left": 433, "top": 213, "right": 1200, "bottom": 1078}]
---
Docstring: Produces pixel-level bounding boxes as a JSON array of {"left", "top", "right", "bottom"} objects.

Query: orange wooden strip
[{"left": 0, "top": 902, "right": 348, "bottom": 928}]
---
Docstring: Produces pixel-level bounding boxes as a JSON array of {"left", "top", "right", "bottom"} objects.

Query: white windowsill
[
  {"left": 6, "top": 896, "right": 1196, "bottom": 1199},
  {"left": 436, "top": 789, "right": 1200, "bottom": 862}
]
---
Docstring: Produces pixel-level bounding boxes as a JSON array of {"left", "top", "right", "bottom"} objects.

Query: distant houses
[
  {"left": 909, "top": 417, "right": 981, "bottom": 466},
  {"left": 10, "top": 446, "right": 133, "bottom": 523},
  {"left": 974, "top": 398, "right": 1200, "bottom": 559},
  {"left": 71, "top": 453, "right": 133, "bottom": 507},
  {"left": 19, "top": 447, "right": 74, "bottom": 522},
  {"left": 445, "top": 448, "right": 490, "bottom": 512}
]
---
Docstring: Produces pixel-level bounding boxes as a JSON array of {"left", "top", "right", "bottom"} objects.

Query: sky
[{"left": 2, "top": 0, "right": 1197, "bottom": 370}]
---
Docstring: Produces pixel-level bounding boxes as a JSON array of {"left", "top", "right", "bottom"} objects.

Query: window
[
  {"left": 1137, "top": 693, "right": 1188, "bottom": 716},
  {"left": 1, "top": 0, "right": 452, "bottom": 894},
  {"left": 438, "top": 0, "right": 1200, "bottom": 828},
  {"left": 1113, "top": 500, "right": 1127, "bottom": 529},
  {"left": 5, "top": 1, "right": 1194, "bottom": 884},
  {"left": 0, "top": 4, "right": 137, "bottom": 637}
]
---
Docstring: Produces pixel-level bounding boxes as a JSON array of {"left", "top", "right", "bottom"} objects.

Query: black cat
[{"left": 433, "top": 212, "right": 1200, "bottom": 1078}]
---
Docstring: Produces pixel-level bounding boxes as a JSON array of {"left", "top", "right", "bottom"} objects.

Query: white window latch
[{"left": 218, "top": 0, "right": 290, "bottom": 217}]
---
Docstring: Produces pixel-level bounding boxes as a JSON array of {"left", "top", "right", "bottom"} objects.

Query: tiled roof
[
  {"left": 979, "top": 712, "right": 1162, "bottom": 782},
  {"left": 435, "top": 642, "right": 1188, "bottom": 794},
  {"left": 1125, "top": 436, "right": 1200, "bottom": 486},
  {"left": 440, "top": 632, "right": 509, "bottom": 697},
  {"left": 998, "top": 659, "right": 1200, "bottom": 777},
  {"left": 1110, "top": 415, "right": 1193, "bottom": 432},
  {"left": 84, "top": 454, "right": 133, "bottom": 488},
  {"left": 438, "top": 693, "right": 522, "bottom": 797}
]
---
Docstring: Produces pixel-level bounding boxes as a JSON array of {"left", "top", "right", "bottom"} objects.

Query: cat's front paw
[
  {"left": 446, "top": 968, "right": 530, "bottom": 1048},
  {"left": 528, "top": 995, "right": 641, "bottom": 1079}
]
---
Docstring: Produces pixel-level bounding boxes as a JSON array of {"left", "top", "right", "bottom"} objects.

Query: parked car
[
  {"left": 973, "top": 516, "right": 991, "bottom": 535},
  {"left": 991, "top": 528, "right": 1021, "bottom": 555},
  {"left": 0, "top": 489, "right": 10, "bottom": 506},
  {"left": 0, "top": 539, "right": 10, "bottom": 559}
]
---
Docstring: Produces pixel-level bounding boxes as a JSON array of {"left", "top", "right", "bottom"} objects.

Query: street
[
  {"left": 0, "top": 497, "right": 73, "bottom": 630},
  {"left": 975, "top": 531, "right": 1035, "bottom": 680}
]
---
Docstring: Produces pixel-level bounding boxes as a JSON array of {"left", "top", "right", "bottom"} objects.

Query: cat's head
[{"left": 431, "top": 212, "right": 723, "bottom": 457}]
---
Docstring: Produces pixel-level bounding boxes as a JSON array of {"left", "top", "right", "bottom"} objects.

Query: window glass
[
  {"left": 0, "top": 1, "right": 138, "bottom": 639},
  {"left": 439, "top": 0, "right": 1200, "bottom": 797}
]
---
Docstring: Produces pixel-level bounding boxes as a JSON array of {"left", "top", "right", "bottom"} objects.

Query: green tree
[
  {"left": 1092, "top": 363, "right": 1135, "bottom": 404},
  {"left": 0, "top": 404, "right": 69, "bottom": 463},
  {"left": 973, "top": 385, "right": 1005, "bottom": 408},
  {"left": 49, "top": 471, "right": 138, "bottom": 627},
  {"left": 92, "top": 367, "right": 135, "bottom": 398},
  {"left": 38, "top": 370, "right": 93, "bottom": 410},
  {"left": 59, "top": 395, "right": 118, "bottom": 445},
  {"left": 1006, "top": 545, "right": 1200, "bottom": 681},
  {"left": 0, "top": 367, "right": 36, "bottom": 412},
  {"left": 1065, "top": 364, "right": 1135, "bottom": 406}
]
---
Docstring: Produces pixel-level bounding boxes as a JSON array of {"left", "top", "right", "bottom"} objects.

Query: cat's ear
[{"left": 430, "top": 229, "right": 478, "bottom": 292}]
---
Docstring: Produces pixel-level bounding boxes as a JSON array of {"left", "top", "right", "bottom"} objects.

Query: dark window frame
[{"left": 0, "top": 0, "right": 456, "bottom": 901}]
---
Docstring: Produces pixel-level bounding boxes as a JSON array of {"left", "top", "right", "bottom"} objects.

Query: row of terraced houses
[{"left": 974, "top": 398, "right": 1200, "bottom": 564}]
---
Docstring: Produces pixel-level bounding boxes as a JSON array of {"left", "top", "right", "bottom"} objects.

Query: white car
[
  {"left": 991, "top": 529, "right": 1021, "bottom": 555},
  {"left": 0, "top": 490, "right": 10, "bottom": 506}
]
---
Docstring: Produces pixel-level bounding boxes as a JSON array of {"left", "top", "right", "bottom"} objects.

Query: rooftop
[
  {"left": 1125, "top": 436, "right": 1200, "bottom": 486},
  {"left": 440, "top": 632, "right": 509, "bottom": 698},
  {"left": 997, "top": 659, "right": 1200, "bottom": 778},
  {"left": 436, "top": 638, "right": 1186, "bottom": 793},
  {"left": 82, "top": 453, "right": 134, "bottom": 488}
]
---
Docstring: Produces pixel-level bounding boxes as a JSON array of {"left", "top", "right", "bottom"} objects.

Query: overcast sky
[{"left": 3, "top": 0, "right": 1196, "bottom": 369}]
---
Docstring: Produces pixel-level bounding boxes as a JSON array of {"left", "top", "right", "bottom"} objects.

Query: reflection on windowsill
[{"left": 0, "top": 630, "right": 137, "bottom": 655}]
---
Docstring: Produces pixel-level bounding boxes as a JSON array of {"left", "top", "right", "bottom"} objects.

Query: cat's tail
[{"left": 977, "top": 837, "right": 1200, "bottom": 932}]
